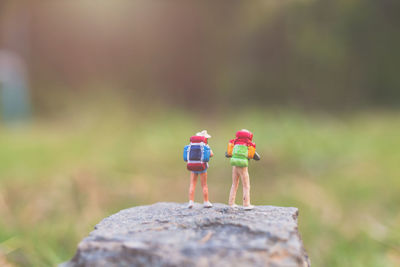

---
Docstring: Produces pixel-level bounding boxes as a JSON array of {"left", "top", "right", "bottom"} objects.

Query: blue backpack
[{"left": 183, "top": 136, "right": 210, "bottom": 171}]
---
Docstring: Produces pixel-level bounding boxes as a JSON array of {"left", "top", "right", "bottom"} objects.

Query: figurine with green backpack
[{"left": 225, "top": 129, "right": 260, "bottom": 210}]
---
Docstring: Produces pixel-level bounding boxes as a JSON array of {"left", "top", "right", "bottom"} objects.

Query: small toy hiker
[
  {"left": 183, "top": 130, "right": 214, "bottom": 208},
  {"left": 225, "top": 129, "right": 260, "bottom": 210}
]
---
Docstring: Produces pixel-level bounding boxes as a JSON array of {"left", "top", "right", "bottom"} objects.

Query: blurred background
[{"left": 0, "top": 0, "right": 399, "bottom": 266}]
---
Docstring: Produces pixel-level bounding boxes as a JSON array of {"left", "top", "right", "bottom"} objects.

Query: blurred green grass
[{"left": 0, "top": 105, "right": 399, "bottom": 266}]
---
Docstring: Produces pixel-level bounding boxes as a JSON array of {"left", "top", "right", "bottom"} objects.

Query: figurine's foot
[
  {"left": 243, "top": 205, "right": 254, "bottom": 210},
  {"left": 187, "top": 200, "right": 194, "bottom": 209},
  {"left": 229, "top": 204, "right": 239, "bottom": 208},
  {"left": 203, "top": 201, "right": 213, "bottom": 208}
]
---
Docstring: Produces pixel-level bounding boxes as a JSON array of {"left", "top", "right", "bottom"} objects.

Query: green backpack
[{"left": 230, "top": 145, "right": 249, "bottom": 167}]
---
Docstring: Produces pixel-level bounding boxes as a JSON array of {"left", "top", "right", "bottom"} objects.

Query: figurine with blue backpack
[
  {"left": 183, "top": 130, "right": 214, "bottom": 208},
  {"left": 225, "top": 129, "right": 260, "bottom": 210}
]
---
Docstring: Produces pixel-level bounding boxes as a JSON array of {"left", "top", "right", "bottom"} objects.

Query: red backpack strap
[{"left": 234, "top": 138, "right": 249, "bottom": 146}]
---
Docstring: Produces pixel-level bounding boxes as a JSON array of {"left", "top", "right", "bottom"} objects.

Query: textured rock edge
[{"left": 62, "top": 203, "right": 310, "bottom": 266}]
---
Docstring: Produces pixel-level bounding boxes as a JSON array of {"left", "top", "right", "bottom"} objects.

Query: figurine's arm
[
  {"left": 250, "top": 142, "right": 260, "bottom": 161},
  {"left": 210, "top": 150, "right": 214, "bottom": 157}
]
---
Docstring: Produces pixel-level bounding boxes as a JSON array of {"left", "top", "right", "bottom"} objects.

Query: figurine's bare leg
[
  {"left": 189, "top": 172, "right": 198, "bottom": 202},
  {"left": 200, "top": 172, "right": 209, "bottom": 202},
  {"left": 200, "top": 172, "right": 212, "bottom": 207},
  {"left": 228, "top": 166, "right": 240, "bottom": 206},
  {"left": 240, "top": 167, "right": 252, "bottom": 208}
]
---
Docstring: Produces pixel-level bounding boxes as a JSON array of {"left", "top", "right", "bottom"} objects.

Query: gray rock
[{"left": 63, "top": 202, "right": 310, "bottom": 267}]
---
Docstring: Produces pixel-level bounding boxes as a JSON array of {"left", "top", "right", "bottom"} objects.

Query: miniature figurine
[
  {"left": 183, "top": 130, "right": 214, "bottom": 208},
  {"left": 225, "top": 129, "right": 260, "bottom": 210}
]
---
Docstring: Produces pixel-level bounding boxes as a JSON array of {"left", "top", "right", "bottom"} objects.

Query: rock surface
[{"left": 63, "top": 202, "right": 310, "bottom": 267}]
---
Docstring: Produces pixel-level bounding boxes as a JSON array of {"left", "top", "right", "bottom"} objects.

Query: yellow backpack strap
[
  {"left": 227, "top": 142, "right": 234, "bottom": 156},
  {"left": 248, "top": 146, "right": 255, "bottom": 159}
]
